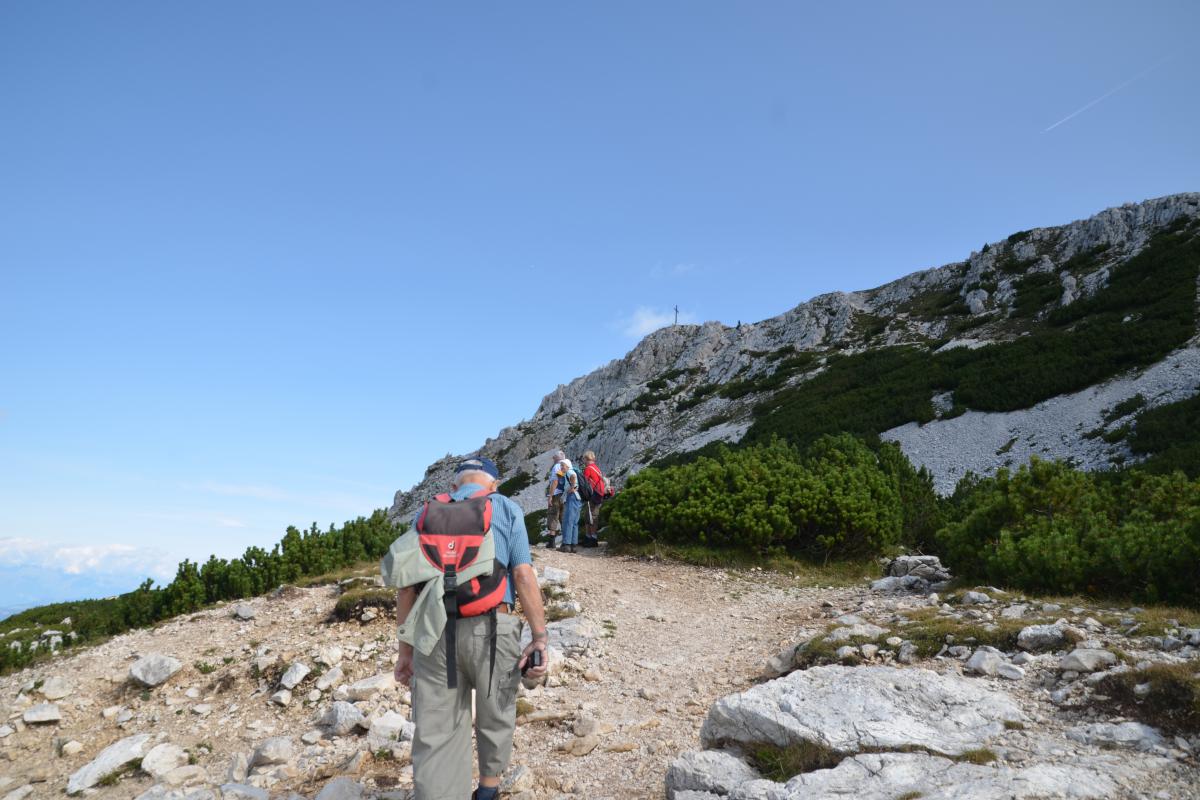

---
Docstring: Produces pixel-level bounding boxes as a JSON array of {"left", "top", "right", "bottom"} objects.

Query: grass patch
[
  {"left": 515, "top": 698, "right": 535, "bottom": 717},
  {"left": 1104, "top": 393, "right": 1146, "bottom": 423},
  {"left": 957, "top": 748, "right": 997, "bottom": 765},
  {"left": 747, "top": 741, "right": 844, "bottom": 780},
  {"left": 1096, "top": 662, "right": 1200, "bottom": 735},
  {"left": 97, "top": 758, "right": 143, "bottom": 786},
  {"left": 545, "top": 605, "right": 578, "bottom": 622},
  {"left": 193, "top": 660, "right": 218, "bottom": 675},
  {"left": 332, "top": 588, "right": 394, "bottom": 622}
]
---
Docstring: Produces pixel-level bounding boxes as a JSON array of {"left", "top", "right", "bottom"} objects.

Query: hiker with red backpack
[
  {"left": 581, "top": 450, "right": 610, "bottom": 547},
  {"left": 383, "top": 457, "right": 548, "bottom": 800}
]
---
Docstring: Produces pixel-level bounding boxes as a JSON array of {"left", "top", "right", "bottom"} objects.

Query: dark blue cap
[{"left": 455, "top": 457, "right": 500, "bottom": 480}]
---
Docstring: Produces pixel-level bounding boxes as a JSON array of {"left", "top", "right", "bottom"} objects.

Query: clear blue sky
[{"left": 2, "top": 2, "right": 1197, "bottom": 610}]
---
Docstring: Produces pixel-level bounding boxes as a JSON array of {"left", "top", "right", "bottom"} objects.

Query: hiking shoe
[
  {"left": 570, "top": 545, "right": 577, "bottom": 554},
  {"left": 557, "top": 544, "right": 568, "bottom": 552}
]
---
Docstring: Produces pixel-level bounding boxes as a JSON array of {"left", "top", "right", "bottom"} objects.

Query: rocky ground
[{"left": 2, "top": 551, "right": 1197, "bottom": 799}]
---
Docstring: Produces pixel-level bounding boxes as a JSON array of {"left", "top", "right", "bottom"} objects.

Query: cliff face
[{"left": 389, "top": 193, "right": 1200, "bottom": 521}]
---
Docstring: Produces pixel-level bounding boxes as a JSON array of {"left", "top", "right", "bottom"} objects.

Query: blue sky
[{"left": 2, "top": 2, "right": 1198, "bottom": 611}]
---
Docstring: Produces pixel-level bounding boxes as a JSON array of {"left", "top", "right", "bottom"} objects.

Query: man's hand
[
  {"left": 394, "top": 643, "right": 414, "bottom": 686},
  {"left": 518, "top": 638, "right": 548, "bottom": 680}
]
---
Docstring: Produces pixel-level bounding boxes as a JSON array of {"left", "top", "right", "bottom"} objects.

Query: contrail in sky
[{"left": 1043, "top": 54, "right": 1173, "bottom": 133}]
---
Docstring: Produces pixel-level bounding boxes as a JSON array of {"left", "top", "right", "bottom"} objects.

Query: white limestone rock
[
  {"left": 252, "top": 736, "right": 294, "bottom": 766},
  {"left": 232, "top": 603, "right": 256, "bottom": 620},
  {"left": 321, "top": 700, "right": 367, "bottom": 736},
  {"left": 1018, "top": 623, "right": 1068, "bottom": 651},
  {"left": 699, "top": 665, "right": 1024, "bottom": 757},
  {"left": 142, "top": 743, "right": 190, "bottom": 780},
  {"left": 316, "top": 666, "right": 344, "bottom": 691},
  {"left": 826, "top": 623, "right": 887, "bottom": 642},
  {"left": 666, "top": 749, "right": 761, "bottom": 797},
  {"left": 22, "top": 702, "right": 62, "bottom": 724},
  {"left": 278, "top": 662, "right": 310, "bottom": 690},
  {"left": 965, "top": 646, "right": 1004, "bottom": 677},
  {"left": 130, "top": 654, "right": 183, "bottom": 687},
  {"left": 887, "top": 555, "right": 951, "bottom": 582},
  {"left": 39, "top": 676, "right": 74, "bottom": 700},
  {"left": 314, "top": 778, "right": 364, "bottom": 800},
  {"left": 367, "top": 710, "right": 415, "bottom": 747},
  {"left": 1060, "top": 649, "right": 1117, "bottom": 673},
  {"left": 220, "top": 785, "right": 269, "bottom": 800},
  {"left": 67, "top": 733, "right": 152, "bottom": 795},
  {"left": 345, "top": 673, "right": 395, "bottom": 701},
  {"left": 539, "top": 566, "right": 571, "bottom": 586}
]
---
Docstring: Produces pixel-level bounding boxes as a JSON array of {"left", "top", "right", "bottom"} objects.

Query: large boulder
[
  {"left": 130, "top": 654, "right": 183, "bottom": 687},
  {"left": 699, "top": 665, "right": 1024, "bottom": 757},
  {"left": 252, "top": 737, "right": 294, "bottom": 766},
  {"left": 887, "top": 555, "right": 951, "bottom": 582},
  {"left": 67, "top": 733, "right": 152, "bottom": 795}
]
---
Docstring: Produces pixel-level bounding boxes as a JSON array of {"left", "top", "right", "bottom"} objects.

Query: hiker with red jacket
[
  {"left": 581, "top": 450, "right": 609, "bottom": 546},
  {"left": 387, "top": 457, "right": 548, "bottom": 800}
]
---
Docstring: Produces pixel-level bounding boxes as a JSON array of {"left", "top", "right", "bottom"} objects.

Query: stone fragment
[
  {"left": 321, "top": 701, "right": 367, "bottom": 735},
  {"left": 961, "top": 591, "right": 992, "bottom": 605},
  {"left": 316, "top": 666, "right": 344, "bottom": 691},
  {"left": 997, "top": 663, "right": 1026, "bottom": 681},
  {"left": 1060, "top": 649, "right": 1117, "bottom": 673},
  {"left": 220, "top": 785, "right": 269, "bottom": 800},
  {"left": 252, "top": 736, "right": 294, "bottom": 766},
  {"left": 130, "top": 654, "right": 183, "bottom": 687},
  {"left": 700, "top": 665, "right": 1024, "bottom": 757},
  {"left": 835, "top": 646, "right": 857, "bottom": 660},
  {"left": 345, "top": 673, "right": 395, "bottom": 701},
  {"left": 521, "top": 616, "right": 599, "bottom": 658},
  {"left": 359, "top": 608, "right": 378, "bottom": 623},
  {"left": 897, "top": 642, "right": 918, "bottom": 664},
  {"left": 62, "top": 740, "right": 84, "bottom": 756},
  {"left": 1000, "top": 604, "right": 1029, "bottom": 619},
  {"left": 40, "top": 676, "right": 73, "bottom": 700},
  {"left": 227, "top": 753, "right": 250, "bottom": 783},
  {"left": 826, "top": 623, "right": 887, "bottom": 642},
  {"left": 192, "top": 703, "right": 213, "bottom": 716},
  {"left": 142, "top": 743, "right": 189, "bottom": 780},
  {"left": 278, "top": 662, "right": 310, "bottom": 690},
  {"left": 162, "top": 765, "right": 207, "bottom": 787},
  {"left": 67, "top": 733, "right": 152, "bottom": 795},
  {"left": 871, "top": 575, "right": 930, "bottom": 593},
  {"left": 317, "top": 646, "right": 343, "bottom": 666},
  {"left": 1018, "top": 624, "right": 1067, "bottom": 651},
  {"left": 269, "top": 689, "right": 292, "bottom": 706},
  {"left": 301, "top": 730, "right": 323, "bottom": 745},
  {"left": 561, "top": 734, "right": 600, "bottom": 756},
  {"left": 539, "top": 566, "right": 570, "bottom": 586},
  {"left": 367, "top": 710, "right": 414, "bottom": 747},
  {"left": 232, "top": 603, "right": 256, "bottom": 620},
  {"left": 314, "top": 777, "right": 364, "bottom": 800},
  {"left": 965, "top": 647, "right": 1004, "bottom": 677},
  {"left": 887, "top": 555, "right": 951, "bottom": 582},
  {"left": 22, "top": 703, "right": 61, "bottom": 724}
]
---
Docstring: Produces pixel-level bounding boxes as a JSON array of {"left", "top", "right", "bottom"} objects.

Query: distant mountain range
[{"left": 390, "top": 192, "right": 1200, "bottom": 521}]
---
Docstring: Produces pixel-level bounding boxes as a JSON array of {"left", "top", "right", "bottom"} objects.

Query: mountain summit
[{"left": 390, "top": 193, "right": 1200, "bottom": 521}]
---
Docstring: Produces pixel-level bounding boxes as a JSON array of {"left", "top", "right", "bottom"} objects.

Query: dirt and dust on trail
[{"left": 0, "top": 544, "right": 869, "bottom": 799}]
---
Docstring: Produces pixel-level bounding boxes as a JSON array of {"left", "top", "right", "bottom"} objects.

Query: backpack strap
[{"left": 443, "top": 564, "right": 459, "bottom": 689}]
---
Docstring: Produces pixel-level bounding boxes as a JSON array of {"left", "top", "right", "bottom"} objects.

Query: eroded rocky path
[{"left": 2, "top": 548, "right": 1197, "bottom": 799}]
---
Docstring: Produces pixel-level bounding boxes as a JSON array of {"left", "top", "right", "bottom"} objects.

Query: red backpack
[{"left": 415, "top": 488, "right": 508, "bottom": 689}]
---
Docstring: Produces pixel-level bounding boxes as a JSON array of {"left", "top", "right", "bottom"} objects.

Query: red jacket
[{"left": 583, "top": 463, "right": 606, "bottom": 497}]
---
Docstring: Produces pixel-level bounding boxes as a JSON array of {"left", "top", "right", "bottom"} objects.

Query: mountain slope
[{"left": 389, "top": 193, "right": 1200, "bottom": 520}]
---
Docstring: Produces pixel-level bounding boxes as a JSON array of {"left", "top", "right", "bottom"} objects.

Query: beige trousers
[{"left": 411, "top": 612, "right": 524, "bottom": 800}]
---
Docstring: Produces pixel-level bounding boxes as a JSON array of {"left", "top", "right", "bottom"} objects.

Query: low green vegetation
[
  {"left": 745, "top": 220, "right": 1199, "bottom": 445},
  {"left": 606, "top": 435, "right": 940, "bottom": 560},
  {"left": 1129, "top": 393, "right": 1200, "bottom": 478},
  {"left": 497, "top": 470, "right": 535, "bottom": 496},
  {"left": 0, "top": 510, "right": 402, "bottom": 674},
  {"left": 938, "top": 460, "right": 1200, "bottom": 605},
  {"left": 1011, "top": 272, "right": 1061, "bottom": 317}
]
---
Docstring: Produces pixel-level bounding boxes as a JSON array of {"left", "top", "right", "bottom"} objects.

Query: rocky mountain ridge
[{"left": 390, "top": 192, "right": 1200, "bottom": 521}]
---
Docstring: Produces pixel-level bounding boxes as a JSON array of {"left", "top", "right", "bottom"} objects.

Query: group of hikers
[
  {"left": 543, "top": 448, "right": 612, "bottom": 553},
  {"left": 384, "top": 450, "right": 612, "bottom": 800}
]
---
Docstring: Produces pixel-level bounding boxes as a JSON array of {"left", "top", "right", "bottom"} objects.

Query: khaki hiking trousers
[{"left": 411, "top": 612, "right": 524, "bottom": 800}]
